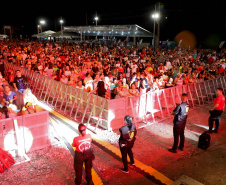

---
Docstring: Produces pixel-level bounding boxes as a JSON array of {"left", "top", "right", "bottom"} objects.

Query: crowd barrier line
[
  {"left": 4, "top": 61, "right": 223, "bottom": 130},
  {"left": 0, "top": 111, "right": 50, "bottom": 155}
]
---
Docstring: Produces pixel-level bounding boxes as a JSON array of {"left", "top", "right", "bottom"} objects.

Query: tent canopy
[
  {"left": 32, "top": 30, "right": 56, "bottom": 38},
  {"left": 63, "top": 24, "right": 153, "bottom": 38},
  {"left": 50, "top": 31, "right": 80, "bottom": 38}
]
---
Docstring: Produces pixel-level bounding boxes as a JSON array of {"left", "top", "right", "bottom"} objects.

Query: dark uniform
[
  {"left": 72, "top": 125, "right": 94, "bottom": 185},
  {"left": 171, "top": 102, "right": 189, "bottom": 152},
  {"left": 119, "top": 119, "right": 137, "bottom": 172}
]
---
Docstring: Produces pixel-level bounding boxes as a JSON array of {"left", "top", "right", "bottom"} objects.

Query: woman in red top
[
  {"left": 118, "top": 64, "right": 124, "bottom": 73},
  {"left": 153, "top": 68, "right": 159, "bottom": 77},
  {"left": 8, "top": 70, "right": 14, "bottom": 86},
  {"left": 72, "top": 124, "right": 93, "bottom": 185}
]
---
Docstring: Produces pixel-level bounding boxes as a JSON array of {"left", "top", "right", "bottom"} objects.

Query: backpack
[{"left": 198, "top": 132, "right": 211, "bottom": 150}]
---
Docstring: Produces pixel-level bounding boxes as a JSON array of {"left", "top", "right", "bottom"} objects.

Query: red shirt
[
  {"left": 213, "top": 95, "right": 225, "bottom": 110},
  {"left": 9, "top": 74, "right": 14, "bottom": 83},
  {"left": 72, "top": 134, "right": 92, "bottom": 152},
  {"left": 219, "top": 66, "right": 224, "bottom": 73}
]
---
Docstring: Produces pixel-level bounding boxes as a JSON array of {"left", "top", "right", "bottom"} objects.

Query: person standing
[
  {"left": 72, "top": 124, "right": 94, "bottom": 185},
  {"left": 169, "top": 93, "right": 189, "bottom": 153},
  {"left": 208, "top": 87, "right": 225, "bottom": 133},
  {"left": 117, "top": 115, "right": 137, "bottom": 173},
  {"left": 13, "top": 70, "right": 27, "bottom": 94},
  {"left": 3, "top": 85, "right": 17, "bottom": 107}
]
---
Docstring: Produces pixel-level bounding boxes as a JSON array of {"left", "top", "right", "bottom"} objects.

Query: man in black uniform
[
  {"left": 168, "top": 93, "right": 189, "bottom": 153},
  {"left": 117, "top": 115, "right": 137, "bottom": 173}
]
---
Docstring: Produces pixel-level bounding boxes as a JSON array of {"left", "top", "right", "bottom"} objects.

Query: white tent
[{"left": 32, "top": 30, "right": 56, "bottom": 38}]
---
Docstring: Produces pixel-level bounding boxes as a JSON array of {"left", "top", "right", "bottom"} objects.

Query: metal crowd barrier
[
  {"left": 4, "top": 61, "right": 224, "bottom": 130},
  {"left": 4, "top": 62, "right": 110, "bottom": 131},
  {"left": 0, "top": 111, "right": 50, "bottom": 156}
]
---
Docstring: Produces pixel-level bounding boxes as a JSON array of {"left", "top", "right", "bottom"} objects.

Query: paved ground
[
  {"left": 131, "top": 105, "right": 226, "bottom": 185},
  {"left": 0, "top": 103, "right": 226, "bottom": 185}
]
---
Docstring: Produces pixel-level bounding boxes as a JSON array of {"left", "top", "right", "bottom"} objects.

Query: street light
[
  {"left": 37, "top": 20, "right": 46, "bottom": 34},
  {"left": 94, "top": 16, "right": 98, "bottom": 26},
  {"left": 40, "top": 20, "right": 45, "bottom": 25},
  {"left": 152, "top": 13, "right": 159, "bottom": 48},
  {"left": 152, "top": 13, "right": 159, "bottom": 19}
]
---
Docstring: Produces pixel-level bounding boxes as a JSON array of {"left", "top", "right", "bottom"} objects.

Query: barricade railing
[
  {"left": 4, "top": 62, "right": 110, "bottom": 131},
  {"left": 4, "top": 61, "right": 222, "bottom": 130}
]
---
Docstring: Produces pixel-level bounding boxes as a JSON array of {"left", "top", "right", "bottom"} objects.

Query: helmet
[
  {"left": 78, "top": 124, "right": 86, "bottom": 136},
  {"left": 124, "top": 115, "right": 132, "bottom": 127}
]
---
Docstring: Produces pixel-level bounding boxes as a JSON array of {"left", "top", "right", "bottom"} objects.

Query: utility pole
[
  {"left": 153, "top": 4, "right": 156, "bottom": 48},
  {"left": 156, "top": 2, "right": 160, "bottom": 47}
]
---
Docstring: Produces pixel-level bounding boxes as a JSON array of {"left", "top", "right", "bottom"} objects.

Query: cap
[{"left": 25, "top": 102, "right": 32, "bottom": 108}]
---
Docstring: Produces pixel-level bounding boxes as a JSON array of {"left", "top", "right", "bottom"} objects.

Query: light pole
[
  {"left": 152, "top": 13, "right": 159, "bottom": 48},
  {"left": 94, "top": 16, "right": 98, "bottom": 26},
  {"left": 60, "top": 18, "right": 64, "bottom": 38}
]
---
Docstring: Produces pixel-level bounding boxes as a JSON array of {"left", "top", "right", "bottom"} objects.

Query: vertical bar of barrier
[
  {"left": 54, "top": 83, "right": 63, "bottom": 108},
  {"left": 187, "top": 85, "right": 195, "bottom": 108},
  {"left": 59, "top": 84, "right": 68, "bottom": 112},
  {"left": 95, "top": 98, "right": 107, "bottom": 130},
  {"left": 42, "top": 78, "right": 52, "bottom": 102},
  {"left": 197, "top": 82, "right": 205, "bottom": 105},
  {"left": 81, "top": 95, "right": 91, "bottom": 124},
  {"left": 74, "top": 90, "right": 84, "bottom": 119},
  {"left": 63, "top": 86, "right": 72, "bottom": 114},
  {"left": 70, "top": 88, "right": 80, "bottom": 117},
  {"left": 37, "top": 76, "right": 46, "bottom": 98},
  {"left": 47, "top": 79, "right": 57, "bottom": 105},
  {"left": 86, "top": 95, "right": 97, "bottom": 126}
]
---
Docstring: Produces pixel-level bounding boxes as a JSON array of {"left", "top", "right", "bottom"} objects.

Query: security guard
[
  {"left": 169, "top": 93, "right": 189, "bottom": 153},
  {"left": 72, "top": 124, "right": 94, "bottom": 185},
  {"left": 208, "top": 87, "right": 225, "bottom": 133},
  {"left": 117, "top": 115, "right": 137, "bottom": 173}
]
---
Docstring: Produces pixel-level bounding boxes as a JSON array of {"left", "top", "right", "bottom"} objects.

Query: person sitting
[
  {"left": 21, "top": 102, "right": 36, "bottom": 115},
  {"left": 89, "top": 81, "right": 107, "bottom": 98},
  {"left": 60, "top": 74, "right": 68, "bottom": 84},
  {"left": 110, "top": 79, "right": 117, "bottom": 99},
  {"left": 13, "top": 70, "right": 27, "bottom": 94},
  {"left": 165, "top": 78, "right": 174, "bottom": 88},
  {"left": 3, "top": 85, "right": 17, "bottom": 107},
  {"left": 128, "top": 83, "right": 140, "bottom": 97},
  {"left": 114, "top": 81, "right": 123, "bottom": 97},
  {"left": 68, "top": 76, "right": 77, "bottom": 87},
  {"left": 118, "top": 85, "right": 132, "bottom": 98},
  {"left": 1, "top": 106, "right": 17, "bottom": 118},
  {"left": 174, "top": 73, "right": 183, "bottom": 86},
  {"left": 84, "top": 73, "right": 93, "bottom": 92},
  {"left": 23, "top": 89, "right": 38, "bottom": 112},
  {"left": 8, "top": 70, "right": 14, "bottom": 87},
  {"left": 76, "top": 80, "right": 85, "bottom": 90}
]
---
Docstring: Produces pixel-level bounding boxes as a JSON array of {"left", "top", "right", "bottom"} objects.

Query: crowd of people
[
  {"left": 0, "top": 40, "right": 226, "bottom": 101},
  {"left": 0, "top": 67, "right": 38, "bottom": 118}
]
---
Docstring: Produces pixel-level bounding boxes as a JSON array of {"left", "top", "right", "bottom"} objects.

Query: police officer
[
  {"left": 117, "top": 115, "right": 137, "bottom": 173},
  {"left": 72, "top": 124, "right": 94, "bottom": 185},
  {"left": 169, "top": 93, "right": 189, "bottom": 153},
  {"left": 208, "top": 87, "right": 225, "bottom": 133}
]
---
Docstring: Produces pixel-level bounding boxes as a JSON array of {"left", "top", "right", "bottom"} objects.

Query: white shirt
[
  {"left": 131, "top": 64, "right": 138, "bottom": 73},
  {"left": 64, "top": 70, "right": 71, "bottom": 77}
]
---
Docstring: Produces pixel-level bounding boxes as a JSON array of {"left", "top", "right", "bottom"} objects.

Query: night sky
[{"left": 0, "top": 0, "right": 225, "bottom": 46}]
